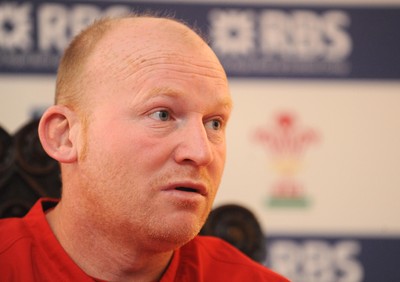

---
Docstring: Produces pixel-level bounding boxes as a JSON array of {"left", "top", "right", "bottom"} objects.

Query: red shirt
[{"left": 0, "top": 199, "right": 288, "bottom": 282}]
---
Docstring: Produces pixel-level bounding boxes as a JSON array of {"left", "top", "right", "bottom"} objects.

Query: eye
[
  {"left": 149, "top": 110, "right": 170, "bottom": 121},
  {"left": 206, "top": 119, "right": 222, "bottom": 130}
]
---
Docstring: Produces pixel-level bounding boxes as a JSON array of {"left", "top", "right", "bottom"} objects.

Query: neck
[{"left": 46, "top": 201, "right": 174, "bottom": 281}]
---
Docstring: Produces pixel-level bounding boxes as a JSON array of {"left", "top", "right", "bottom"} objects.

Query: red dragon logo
[{"left": 253, "top": 112, "right": 319, "bottom": 207}]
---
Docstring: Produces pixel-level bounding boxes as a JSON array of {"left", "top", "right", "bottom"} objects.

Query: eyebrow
[
  {"left": 145, "top": 86, "right": 233, "bottom": 110},
  {"left": 146, "top": 86, "right": 182, "bottom": 100}
]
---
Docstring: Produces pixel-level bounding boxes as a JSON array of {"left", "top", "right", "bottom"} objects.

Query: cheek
[
  {"left": 79, "top": 121, "right": 131, "bottom": 171},
  {"left": 93, "top": 128, "right": 170, "bottom": 178}
]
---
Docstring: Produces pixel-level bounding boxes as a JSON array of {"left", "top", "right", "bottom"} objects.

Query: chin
[{"left": 147, "top": 219, "right": 202, "bottom": 250}]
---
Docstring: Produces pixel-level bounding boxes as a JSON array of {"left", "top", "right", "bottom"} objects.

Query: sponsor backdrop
[{"left": 1, "top": 1, "right": 400, "bottom": 281}]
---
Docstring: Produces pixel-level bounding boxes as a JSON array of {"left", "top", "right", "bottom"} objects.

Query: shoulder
[
  {"left": 181, "top": 236, "right": 289, "bottom": 281},
  {"left": 0, "top": 199, "right": 57, "bottom": 261},
  {"left": 0, "top": 217, "right": 31, "bottom": 251},
  {"left": 0, "top": 217, "right": 39, "bottom": 281}
]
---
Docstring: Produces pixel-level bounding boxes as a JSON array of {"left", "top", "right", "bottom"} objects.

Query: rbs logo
[
  {"left": 267, "top": 240, "right": 364, "bottom": 282},
  {"left": 209, "top": 9, "right": 352, "bottom": 63},
  {"left": 0, "top": 3, "right": 130, "bottom": 52}
]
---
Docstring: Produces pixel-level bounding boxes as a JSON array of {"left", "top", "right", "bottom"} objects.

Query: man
[{"left": 0, "top": 15, "right": 288, "bottom": 281}]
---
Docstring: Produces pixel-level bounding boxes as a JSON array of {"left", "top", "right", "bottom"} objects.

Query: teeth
[{"left": 176, "top": 187, "right": 197, "bottom": 193}]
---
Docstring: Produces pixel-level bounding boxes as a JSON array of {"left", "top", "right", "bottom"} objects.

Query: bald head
[{"left": 55, "top": 16, "right": 223, "bottom": 115}]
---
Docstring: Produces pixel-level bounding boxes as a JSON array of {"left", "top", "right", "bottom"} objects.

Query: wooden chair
[{"left": 0, "top": 119, "right": 61, "bottom": 218}]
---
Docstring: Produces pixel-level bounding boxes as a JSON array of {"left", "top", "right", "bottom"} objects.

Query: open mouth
[{"left": 175, "top": 187, "right": 198, "bottom": 193}]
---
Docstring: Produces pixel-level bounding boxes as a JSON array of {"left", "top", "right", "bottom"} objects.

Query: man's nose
[{"left": 173, "top": 120, "right": 213, "bottom": 166}]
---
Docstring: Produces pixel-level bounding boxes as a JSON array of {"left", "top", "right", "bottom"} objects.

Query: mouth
[
  {"left": 175, "top": 187, "right": 199, "bottom": 193},
  {"left": 167, "top": 183, "right": 207, "bottom": 196}
]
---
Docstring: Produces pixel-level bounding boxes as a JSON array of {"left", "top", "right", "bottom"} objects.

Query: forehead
[
  {"left": 93, "top": 18, "right": 209, "bottom": 66},
  {"left": 89, "top": 19, "right": 228, "bottom": 86},
  {"left": 82, "top": 18, "right": 231, "bottom": 112}
]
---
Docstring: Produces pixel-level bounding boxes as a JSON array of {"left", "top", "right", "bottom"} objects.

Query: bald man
[{"left": 0, "top": 15, "right": 288, "bottom": 282}]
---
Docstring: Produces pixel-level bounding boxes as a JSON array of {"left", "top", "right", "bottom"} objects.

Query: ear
[{"left": 38, "top": 105, "right": 78, "bottom": 163}]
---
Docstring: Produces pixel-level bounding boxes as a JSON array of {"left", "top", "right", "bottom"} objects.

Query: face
[{"left": 73, "top": 19, "right": 232, "bottom": 249}]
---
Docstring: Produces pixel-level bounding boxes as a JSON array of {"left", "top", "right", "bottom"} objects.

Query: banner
[
  {"left": 1, "top": 2, "right": 400, "bottom": 281},
  {"left": 1, "top": 1, "right": 400, "bottom": 78},
  {"left": 266, "top": 235, "right": 400, "bottom": 282}
]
